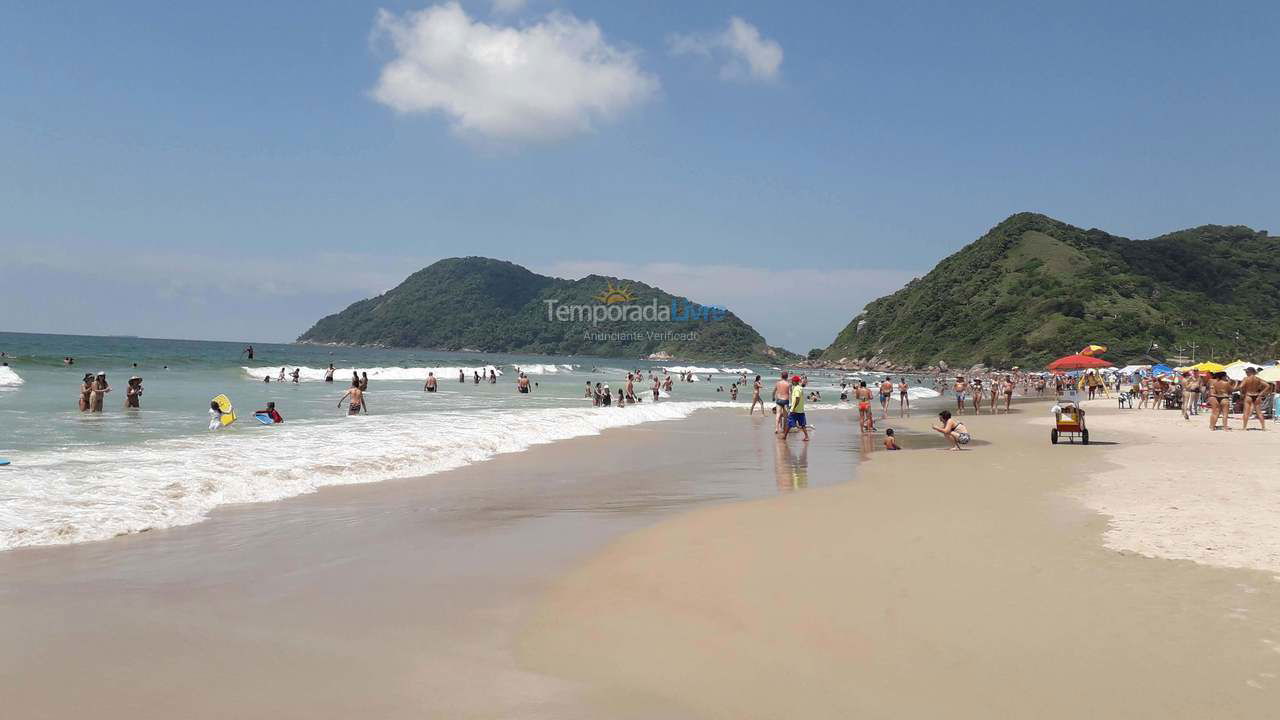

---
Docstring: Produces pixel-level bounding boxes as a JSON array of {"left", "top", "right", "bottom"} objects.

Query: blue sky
[{"left": 3, "top": 0, "right": 1277, "bottom": 351}]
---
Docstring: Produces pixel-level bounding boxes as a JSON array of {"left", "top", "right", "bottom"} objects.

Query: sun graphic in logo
[{"left": 594, "top": 281, "right": 636, "bottom": 305}]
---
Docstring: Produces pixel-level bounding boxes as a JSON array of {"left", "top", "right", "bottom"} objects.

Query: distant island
[
  {"left": 298, "top": 257, "right": 798, "bottom": 363},
  {"left": 821, "top": 212, "right": 1279, "bottom": 369}
]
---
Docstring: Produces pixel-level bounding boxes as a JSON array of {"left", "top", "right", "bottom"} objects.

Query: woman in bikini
[
  {"left": 898, "top": 378, "right": 909, "bottom": 415},
  {"left": 932, "top": 410, "right": 970, "bottom": 451},
  {"left": 77, "top": 373, "right": 94, "bottom": 412},
  {"left": 1207, "top": 371, "right": 1233, "bottom": 431},
  {"left": 1240, "top": 367, "right": 1272, "bottom": 430}
]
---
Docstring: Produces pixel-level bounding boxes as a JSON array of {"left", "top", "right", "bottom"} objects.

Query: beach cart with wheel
[{"left": 1051, "top": 403, "right": 1089, "bottom": 445}]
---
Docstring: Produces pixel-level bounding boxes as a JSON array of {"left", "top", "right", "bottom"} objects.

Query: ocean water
[{"left": 0, "top": 332, "right": 945, "bottom": 551}]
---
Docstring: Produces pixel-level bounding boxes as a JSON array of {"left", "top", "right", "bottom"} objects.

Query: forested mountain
[
  {"left": 298, "top": 257, "right": 797, "bottom": 363},
  {"left": 822, "top": 213, "right": 1279, "bottom": 368}
]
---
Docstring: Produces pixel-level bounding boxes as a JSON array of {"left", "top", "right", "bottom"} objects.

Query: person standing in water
[
  {"left": 339, "top": 378, "right": 367, "bottom": 415},
  {"left": 517, "top": 373, "right": 530, "bottom": 393},
  {"left": 78, "top": 373, "right": 94, "bottom": 412},
  {"left": 242, "top": 345, "right": 255, "bottom": 360},
  {"left": 360, "top": 372, "right": 369, "bottom": 391},
  {"left": 291, "top": 368, "right": 301, "bottom": 384},
  {"left": 424, "top": 372, "right": 437, "bottom": 392},
  {"left": 124, "top": 376, "right": 143, "bottom": 408},
  {"left": 459, "top": 369, "right": 465, "bottom": 383},
  {"left": 324, "top": 364, "right": 335, "bottom": 383},
  {"left": 90, "top": 372, "right": 111, "bottom": 412},
  {"left": 652, "top": 376, "right": 661, "bottom": 401}
]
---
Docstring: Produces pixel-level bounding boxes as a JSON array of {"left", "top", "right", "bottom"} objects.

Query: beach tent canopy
[
  {"left": 1150, "top": 364, "right": 1175, "bottom": 376},
  {"left": 1258, "top": 366, "right": 1280, "bottom": 382},
  {"left": 1191, "top": 361, "right": 1226, "bottom": 373},
  {"left": 1223, "top": 360, "right": 1258, "bottom": 380},
  {"left": 1047, "top": 354, "right": 1111, "bottom": 371},
  {"left": 1118, "top": 364, "right": 1150, "bottom": 374},
  {"left": 1079, "top": 344, "right": 1108, "bottom": 357}
]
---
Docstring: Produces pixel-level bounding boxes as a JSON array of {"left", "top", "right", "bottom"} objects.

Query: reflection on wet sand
[{"left": 774, "top": 440, "right": 808, "bottom": 491}]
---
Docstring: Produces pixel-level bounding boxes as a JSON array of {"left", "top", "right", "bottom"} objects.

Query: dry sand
[
  {"left": 520, "top": 400, "right": 1280, "bottom": 718},
  {"left": 1065, "top": 398, "right": 1280, "bottom": 573}
]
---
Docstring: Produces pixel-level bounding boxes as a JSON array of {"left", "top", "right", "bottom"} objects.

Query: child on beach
[{"left": 883, "top": 428, "right": 900, "bottom": 450}]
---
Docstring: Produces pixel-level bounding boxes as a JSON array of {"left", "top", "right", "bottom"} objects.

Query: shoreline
[
  {"left": 519, "top": 400, "right": 1280, "bottom": 718},
  {"left": 0, "top": 407, "right": 866, "bottom": 719}
]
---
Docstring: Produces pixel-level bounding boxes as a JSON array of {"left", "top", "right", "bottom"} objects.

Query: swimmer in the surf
[{"left": 339, "top": 378, "right": 367, "bottom": 415}]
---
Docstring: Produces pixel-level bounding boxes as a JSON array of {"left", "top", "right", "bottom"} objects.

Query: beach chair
[{"left": 1051, "top": 404, "right": 1089, "bottom": 445}]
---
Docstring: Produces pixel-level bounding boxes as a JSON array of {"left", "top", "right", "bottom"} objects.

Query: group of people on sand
[
  {"left": 77, "top": 372, "right": 143, "bottom": 412},
  {"left": 949, "top": 375, "right": 1016, "bottom": 415}
]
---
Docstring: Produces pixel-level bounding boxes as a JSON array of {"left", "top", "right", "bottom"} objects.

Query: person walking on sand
[
  {"left": 898, "top": 378, "right": 910, "bottom": 415},
  {"left": 1002, "top": 375, "right": 1015, "bottom": 413},
  {"left": 1240, "top": 367, "right": 1272, "bottom": 430},
  {"left": 878, "top": 377, "right": 893, "bottom": 416},
  {"left": 339, "top": 378, "right": 367, "bottom": 415},
  {"left": 932, "top": 410, "right": 970, "bottom": 451},
  {"left": 1180, "top": 371, "right": 1199, "bottom": 419},
  {"left": 953, "top": 376, "right": 967, "bottom": 415},
  {"left": 749, "top": 375, "right": 764, "bottom": 414},
  {"left": 773, "top": 372, "right": 792, "bottom": 434},
  {"left": 782, "top": 375, "right": 809, "bottom": 442}
]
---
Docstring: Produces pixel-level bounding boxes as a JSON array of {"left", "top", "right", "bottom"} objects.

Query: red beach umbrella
[{"left": 1047, "top": 354, "right": 1112, "bottom": 371}]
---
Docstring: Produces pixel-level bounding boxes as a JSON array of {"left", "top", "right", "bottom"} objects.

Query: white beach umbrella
[{"left": 1224, "top": 360, "right": 1257, "bottom": 381}]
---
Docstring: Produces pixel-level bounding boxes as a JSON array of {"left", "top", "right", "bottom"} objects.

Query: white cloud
[
  {"left": 669, "top": 17, "right": 783, "bottom": 82},
  {"left": 539, "top": 261, "right": 917, "bottom": 352},
  {"left": 371, "top": 2, "right": 658, "bottom": 143}
]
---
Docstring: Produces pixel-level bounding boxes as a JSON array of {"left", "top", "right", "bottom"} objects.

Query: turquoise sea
[{"left": 0, "top": 332, "right": 942, "bottom": 551}]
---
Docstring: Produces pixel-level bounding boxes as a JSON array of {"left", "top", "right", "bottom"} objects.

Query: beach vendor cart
[{"left": 1051, "top": 402, "right": 1089, "bottom": 445}]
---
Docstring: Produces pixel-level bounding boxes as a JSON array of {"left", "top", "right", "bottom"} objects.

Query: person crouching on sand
[{"left": 932, "top": 410, "right": 970, "bottom": 451}]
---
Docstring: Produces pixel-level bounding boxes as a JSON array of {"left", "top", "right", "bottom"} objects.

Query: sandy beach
[
  {"left": 4, "top": 397, "right": 1280, "bottom": 718},
  {"left": 521, "top": 399, "right": 1280, "bottom": 718}
]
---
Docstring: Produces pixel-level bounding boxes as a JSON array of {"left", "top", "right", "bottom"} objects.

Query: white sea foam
[
  {"left": 0, "top": 401, "right": 732, "bottom": 551},
  {"left": 514, "top": 363, "right": 577, "bottom": 374},
  {"left": 0, "top": 366, "right": 23, "bottom": 386},
  {"left": 243, "top": 365, "right": 504, "bottom": 382}
]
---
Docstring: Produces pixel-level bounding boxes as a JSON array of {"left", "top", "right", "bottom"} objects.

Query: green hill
[
  {"left": 822, "top": 213, "right": 1280, "bottom": 368},
  {"left": 298, "top": 257, "right": 797, "bottom": 363}
]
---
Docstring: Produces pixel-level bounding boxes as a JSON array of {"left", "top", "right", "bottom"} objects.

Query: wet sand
[
  {"left": 521, "top": 400, "right": 1280, "bottom": 718},
  {"left": 0, "top": 406, "right": 870, "bottom": 719}
]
